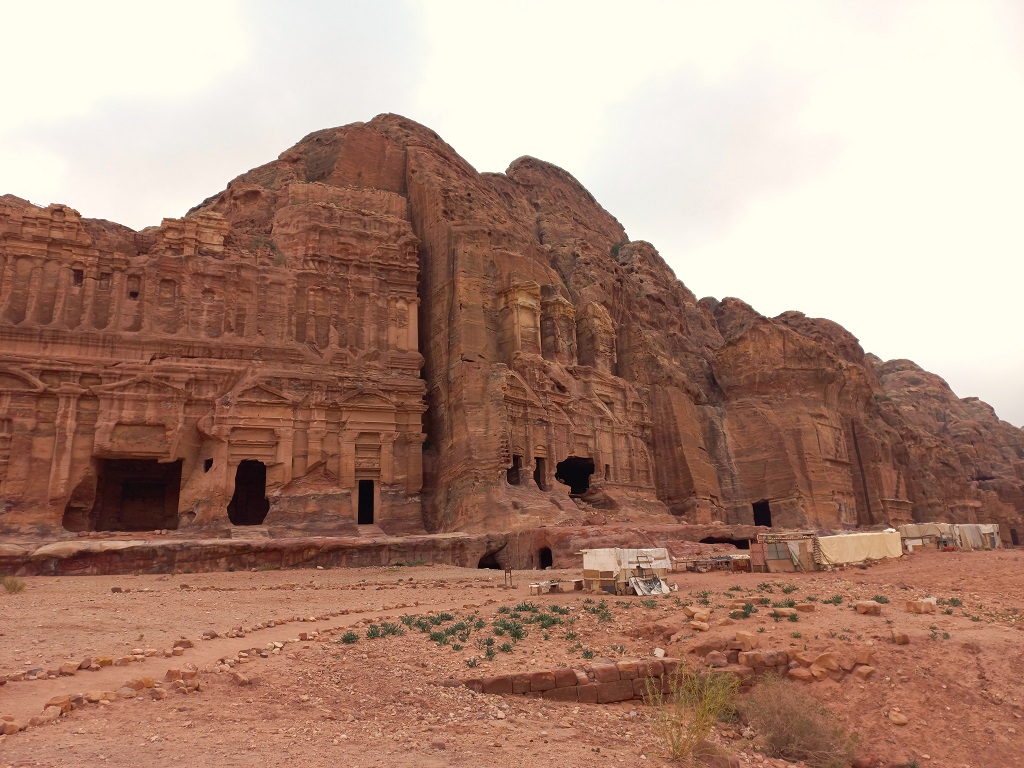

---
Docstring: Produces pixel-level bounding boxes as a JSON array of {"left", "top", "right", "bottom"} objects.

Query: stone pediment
[
  {"left": 235, "top": 383, "right": 296, "bottom": 404},
  {"left": 503, "top": 371, "right": 544, "bottom": 409},
  {"left": 340, "top": 389, "right": 396, "bottom": 409},
  {"left": 93, "top": 376, "right": 187, "bottom": 398},
  {"left": 0, "top": 367, "right": 45, "bottom": 392}
]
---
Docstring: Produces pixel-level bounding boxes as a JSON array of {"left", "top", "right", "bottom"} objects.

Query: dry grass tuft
[
  {"left": 740, "top": 674, "right": 858, "bottom": 768},
  {"left": 2, "top": 576, "right": 26, "bottom": 594}
]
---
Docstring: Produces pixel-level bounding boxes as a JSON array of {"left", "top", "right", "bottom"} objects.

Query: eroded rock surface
[{"left": 1, "top": 115, "right": 1021, "bottom": 541}]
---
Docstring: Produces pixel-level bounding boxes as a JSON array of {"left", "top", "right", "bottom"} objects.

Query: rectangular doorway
[
  {"left": 752, "top": 499, "right": 772, "bottom": 527},
  {"left": 93, "top": 458, "right": 182, "bottom": 531},
  {"left": 357, "top": 479, "right": 375, "bottom": 524}
]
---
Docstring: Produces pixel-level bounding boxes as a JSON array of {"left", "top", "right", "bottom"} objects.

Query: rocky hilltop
[{"left": 1, "top": 114, "right": 1021, "bottom": 543}]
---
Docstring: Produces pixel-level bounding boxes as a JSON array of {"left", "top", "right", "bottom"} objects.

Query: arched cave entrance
[
  {"left": 699, "top": 537, "right": 750, "bottom": 550},
  {"left": 752, "top": 499, "right": 772, "bottom": 527},
  {"left": 555, "top": 456, "right": 595, "bottom": 496},
  {"left": 538, "top": 547, "right": 553, "bottom": 569},
  {"left": 227, "top": 460, "right": 270, "bottom": 526},
  {"left": 65, "top": 458, "right": 183, "bottom": 532},
  {"left": 478, "top": 551, "right": 502, "bottom": 569},
  {"left": 357, "top": 479, "right": 376, "bottom": 525}
]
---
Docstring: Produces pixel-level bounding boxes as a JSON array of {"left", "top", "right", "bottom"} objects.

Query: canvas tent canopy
[
  {"left": 954, "top": 524, "right": 1000, "bottom": 551},
  {"left": 581, "top": 548, "right": 670, "bottom": 594},
  {"left": 815, "top": 530, "right": 902, "bottom": 566}
]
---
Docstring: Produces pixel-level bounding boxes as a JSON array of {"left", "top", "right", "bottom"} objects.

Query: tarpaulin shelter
[
  {"left": 749, "top": 532, "right": 815, "bottom": 573},
  {"left": 581, "top": 548, "right": 670, "bottom": 594},
  {"left": 815, "top": 530, "right": 902, "bottom": 566},
  {"left": 953, "top": 524, "right": 1000, "bottom": 551}
]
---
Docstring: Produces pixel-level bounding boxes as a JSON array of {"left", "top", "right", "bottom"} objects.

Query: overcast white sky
[{"left": 3, "top": 1, "right": 1021, "bottom": 426}]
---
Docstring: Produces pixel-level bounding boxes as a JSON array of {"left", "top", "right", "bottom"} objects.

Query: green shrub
[
  {"left": 872, "top": 595, "right": 890, "bottom": 604},
  {"left": 644, "top": 667, "right": 739, "bottom": 763},
  {"left": 340, "top": 631, "right": 359, "bottom": 644},
  {"left": 2, "top": 576, "right": 25, "bottom": 594}
]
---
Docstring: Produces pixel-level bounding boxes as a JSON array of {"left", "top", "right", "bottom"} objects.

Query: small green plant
[
  {"left": 484, "top": 646, "right": 496, "bottom": 661},
  {"left": 641, "top": 598, "right": 658, "bottom": 609},
  {"left": 948, "top": 597, "right": 963, "bottom": 607},
  {"left": 727, "top": 585, "right": 743, "bottom": 592},
  {"left": 781, "top": 585, "right": 799, "bottom": 594},
  {"left": 788, "top": 614, "right": 800, "bottom": 623},
  {"left": 757, "top": 627, "right": 766, "bottom": 633},
  {"left": 757, "top": 582, "right": 774, "bottom": 593},
  {"left": 581, "top": 649, "right": 595, "bottom": 660},
  {"left": 496, "top": 605, "right": 511, "bottom": 614},
  {"left": 563, "top": 629, "right": 578, "bottom": 641},
  {"left": 943, "top": 608, "right": 954, "bottom": 615},
  {"left": 255, "top": 563, "right": 279, "bottom": 571},
  {"left": 366, "top": 624, "right": 382, "bottom": 639},
  {"left": 451, "top": 643, "right": 464, "bottom": 651},
  {"left": 340, "top": 631, "right": 359, "bottom": 644},
  {"left": 549, "top": 604, "right": 571, "bottom": 615},
  {"left": 465, "top": 656, "right": 479, "bottom": 668},
  {"left": 1, "top": 576, "right": 25, "bottom": 594},
  {"left": 823, "top": 595, "right": 844, "bottom": 606},
  {"left": 791, "top": 632, "right": 802, "bottom": 638},
  {"left": 773, "top": 598, "right": 797, "bottom": 608},
  {"left": 758, "top": 597, "right": 771, "bottom": 605},
  {"left": 644, "top": 667, "right": 739, "bottom": 763},
  {"left": 514, "top": 600, "right": 539, "bottom": 613},
  {"left": 872, "top": 595, "right": 890, "bottom": 604},
  {"left": 380, "top": 622, "right": 404, "bottom": 637}
]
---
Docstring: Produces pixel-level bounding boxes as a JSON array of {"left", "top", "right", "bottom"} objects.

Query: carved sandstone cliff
[{"left": 1, "top": 115, "right": 1021, "bottom": 541}]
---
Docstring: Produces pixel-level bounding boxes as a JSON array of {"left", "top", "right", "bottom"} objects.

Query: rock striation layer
[{"left": 1, "top": 115, "right": 1021, "bottom": 543}]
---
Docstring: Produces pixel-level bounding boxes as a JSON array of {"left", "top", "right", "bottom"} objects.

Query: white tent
[{"left": 815, "top": 530, "right": 903, "bottom": 565}]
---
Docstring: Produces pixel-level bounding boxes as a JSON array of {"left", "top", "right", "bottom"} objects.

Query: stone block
[
  {"left": 856, "top": 601, "right": 882, "bottom": 615},
  {"left": 596, "top": 679, "right": 635, "bottom": 703},
  {"left": 788, "top": 667, "right": 814, "bottom": 683},
  {"left": 905, "top": 600, "right": 936, "bottom": 614},
  {"left": 576, "top": 684, "right": 599, "bottom": 704},
  {"left": 734, "top": 631, "right": 759, "bottom": 651},
  {"left": 542, "top": 686, "right": 579, "bottom": 702},
  {"left": 615, "top": 660, "right": 638, "bottom": 679},
  {"left": 552, "top": 668, "right": 578, "bottom": 688},
  {"left": 45, "top": 695, "right": 72, "bottom": 714},
  {"left": 482, "top": 676, "right": 514, "bottom": 695},
  {"left": 529, "top": 671, "right": 556, "bottom": 692},
  {"left": 891, "top": 632, "right": 910, "bottom": 645},
  {"left": 854, "top": 665, "right": 876, "bottom": 680},
  {"left": 795, "top": 603, "right": 815, "bottom": 612},
  {"left": 589, "top": 663, "right": 620, "bottom": 683}
]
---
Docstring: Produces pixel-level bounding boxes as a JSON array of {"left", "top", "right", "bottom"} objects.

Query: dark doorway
[
  {"left": 478, "top": 551, "right": 502, "bottom": 569},
  {"left": 227, "top": 460, "right": 270, "bottom": 525},
  {"left": 77, "top": 458, "right": 183, "bottom": 531},
  {"left": 604, "top": 463, "right": 611, "bottom": 481},
  {"left": 1011, "top": 528, "right": 1019, "bottom": 547},
  {"left": 534, "top": 457, "right": 548, "bottom": 490},
  {"left": 539, "top": 547, "right": 553, "bottom": 569},
  {"left": 555, "top": 456, "right": 595, "bottom": 496},
  {"left": 357, "top": 479, "right": 375, "bottom": 525},
  {"left": 699, "top": 536, "right": 750, "bottom": 550},
  {"left": 752, "top": 499, "right": 772, "bottom": 527},
  {"left": 507, "top": 454, "right": 522, "bottom": 485}
]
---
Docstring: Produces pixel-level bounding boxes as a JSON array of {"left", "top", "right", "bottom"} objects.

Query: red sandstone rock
[{"left": 0, "top": 115, "right": 1020, "bottom": 542}]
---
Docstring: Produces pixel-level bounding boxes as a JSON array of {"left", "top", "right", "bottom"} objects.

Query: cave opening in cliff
[
  {"left": 507, "top": 455, "right": 522, "bottom": 485},
  {"left": 534, "top": 457, "right": 548, "bottom": 490},
  {"left": 227, "top": 460, "right": 270, "bottom": 526},
  {"left": 66, "top": 458, "right": 183, "bottom": 532},
  {"left": 539, "top": 547, "right": 553, "bottom": 569},
  {"left": 478, "top": 551, "right": 502, "bottom": 569},
  {"left": 699, "top": 537, "right": 750, "bottom": 550},
  {"left": 357, "top": 479, "right": 375, "bottom": 525},
  {"left": 1012, "top": 528, "right": 1019, "bottom": 547},
  {"left": 752, "top": 499, "right": 772, "bottom": 527},
  {"left": 555, "top": 456, "right": 595, "bottom": 496}
]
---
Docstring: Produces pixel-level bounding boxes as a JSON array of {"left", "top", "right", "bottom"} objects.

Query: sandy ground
[{"left": 1, "top": 548, "right": 1022, "bottom": 767}]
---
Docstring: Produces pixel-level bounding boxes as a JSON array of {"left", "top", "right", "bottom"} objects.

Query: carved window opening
[
  {"left": 538, "top": 547, "right": 553, "bottom": 569},
  {"left": 127, "top": 275, "right": 141, "bottom": 301},
  {"left": 71, "top": 268, "right": 84, "bottom": 287},
  {"left": 357, "top": 479, "right": 375, "bottom": 525},
  {"left": 604, "top": 463, "right": 611, "bottom": 481},
  {"left": 752, "top": 499, "right": 772, "bottom": 527},
  {"left": 64, "top": 458, "right": 182, "bottom": 532},
  {"left": 533, "top": 457, "right": 548, "bottom": 491},
  {"left": 228, "top": 460, "right": 270, "bottom": 525},
  {"left": 555, "top": 456, "right": 595, "bottom": 496},
  {"left": 507, "top": 454, "right": 522, "bottom": 485},
  {"left": 203, "top": 458, "right": 213, "bottom": 473}
]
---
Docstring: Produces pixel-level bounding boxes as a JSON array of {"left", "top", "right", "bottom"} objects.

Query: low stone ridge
[{"left": 1, "top": 115, "right": 1021, "bottom": 546}]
